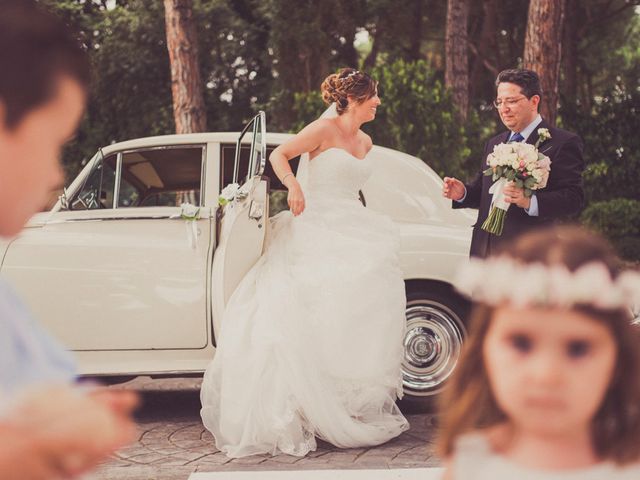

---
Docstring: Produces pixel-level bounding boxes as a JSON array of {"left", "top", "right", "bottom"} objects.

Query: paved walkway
[
  {"left": 87, "top": 377, "right": 441, "bottom": 480},
  {"left": 189, "top": 468, "right": 445, "bottom": 479}
]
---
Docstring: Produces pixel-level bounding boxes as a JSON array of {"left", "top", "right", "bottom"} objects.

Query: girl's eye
[
  {"left": 567, "top": 340, "right": 591, "bottom": 358},
  {"left": 509, "top": 334, "right": 532, "bottom": 353}
]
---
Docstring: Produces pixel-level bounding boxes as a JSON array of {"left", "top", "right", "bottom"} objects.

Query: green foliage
[
  {"left": 580, "top": 198, "right": 640, "bottom": 261},
  {"left": 49, "top": 0, "right": 174, "bottom": 179},
  {"left": 366, "top": 60, "right": 484, "bottom": 179},
  {"left": 561, "top": 66, "right": 640, "bottom": 203},
  {"left": 290, "top": 91, "right": 327, "bottom": 133}
]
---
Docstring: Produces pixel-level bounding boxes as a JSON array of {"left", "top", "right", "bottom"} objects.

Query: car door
[
  {"left": 211, "top": 112, "right": 268, "bottom": 338},
  {"left": 1, "top": 144, "right": 212, "bottom": 352}
]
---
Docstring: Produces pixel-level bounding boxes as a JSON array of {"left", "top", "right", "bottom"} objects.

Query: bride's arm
[{"left": 269, "top": 120, "right": 331, "bottom": 216}]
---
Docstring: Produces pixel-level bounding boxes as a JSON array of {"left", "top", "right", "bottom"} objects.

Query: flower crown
[{"left": 455, "top": 257, "right": 640, "bottom": 312}]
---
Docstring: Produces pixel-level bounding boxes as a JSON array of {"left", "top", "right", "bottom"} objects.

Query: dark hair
[
  {"left": 495, "top": 68, "right": 542, "bottom": 100},
  {"left": 320, "top": 68, "right": 377, "bottom": 115},
  {"left": 439, "top": 226, "right": 640, "bottom": 465},
  {"left": 0, "top": 0, "right": 90, "bottom": 129}
]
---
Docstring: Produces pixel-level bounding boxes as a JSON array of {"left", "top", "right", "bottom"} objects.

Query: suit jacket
[{"left": 454, "top": 119, "right": 585, "bottom": 258}]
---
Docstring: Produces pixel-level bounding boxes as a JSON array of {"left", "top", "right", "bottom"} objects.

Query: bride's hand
[{"left": 285, "top": 178, "right": 305, "bottom": 216}]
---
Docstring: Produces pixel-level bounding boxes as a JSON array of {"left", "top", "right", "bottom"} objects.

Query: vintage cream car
[{"left": 0, "top": 113, "right": 475, "bottom": 399}]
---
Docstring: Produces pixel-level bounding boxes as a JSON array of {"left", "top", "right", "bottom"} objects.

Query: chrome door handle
[
  {"left": 249, "top": 200, "right": 264, "bottom": 221},
  {"left": 235, "top": 189, "right": 249, "bottom": 201}
]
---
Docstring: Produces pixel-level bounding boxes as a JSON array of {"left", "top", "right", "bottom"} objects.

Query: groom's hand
[
  {"left": 503, "top": 182, "right": 531, "bottom": 209},
  {"left": 442, "top": 177, "right": 465, "bottom": 201}
]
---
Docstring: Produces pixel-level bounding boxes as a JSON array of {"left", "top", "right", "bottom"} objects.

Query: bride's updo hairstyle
[{"left": 320, "top": 68, "right": 377, "bottom": 115}]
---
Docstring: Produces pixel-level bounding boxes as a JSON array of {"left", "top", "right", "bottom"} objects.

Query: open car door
[{"left": 211, "top": 111, "right": 269, "bottom": 339}]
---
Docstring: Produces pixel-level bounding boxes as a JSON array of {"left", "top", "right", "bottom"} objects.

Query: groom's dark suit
[{"left": 454, "top": 119, "right": 585, "bottom": 258}]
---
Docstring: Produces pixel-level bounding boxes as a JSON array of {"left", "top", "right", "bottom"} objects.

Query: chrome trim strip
[
  {"left": 117, "top": 143, "right": 206, "bottom": 156},
  {"left": 114, "top": 152, "right": 122, "bottom": 208},
  {"left": 48, "top": 215, "right": 184, "bottom": 223},
  {"left": 200, "top": 145, "right": 206, "bottom": 207},
  {"left": 79, "top": 370, "right": 206, "bottom": 377},
  {"left": 257, "top": 111, "right": 267, "bottom": 177}
]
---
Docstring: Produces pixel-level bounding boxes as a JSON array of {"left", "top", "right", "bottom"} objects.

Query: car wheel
[{"left": 401, "top": 288, "right": 468, "bottom": 400}]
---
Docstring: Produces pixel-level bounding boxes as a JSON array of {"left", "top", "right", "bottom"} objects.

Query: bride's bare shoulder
[
  {"left": 358, "top": 130, "right": 373, "bottom": 152},
  {"left": 311, "top": 117, "right": 337, "bottom": 130}
]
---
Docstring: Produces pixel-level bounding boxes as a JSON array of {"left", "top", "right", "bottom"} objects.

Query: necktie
[{"left": 509, "top": 132, "right": 524, "bottom": 143}]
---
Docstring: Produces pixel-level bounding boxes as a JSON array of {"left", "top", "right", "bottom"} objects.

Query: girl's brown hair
[
  {"left": 438, "top": 226, "right": 640, "bottom": 464},
  {"left": 320, "top": 68, "right": 377, "bottom": 115}
]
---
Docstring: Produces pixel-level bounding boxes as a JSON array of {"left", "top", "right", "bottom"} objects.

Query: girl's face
[{"left": 483, "top": 306, "right": 617, "bottom": 436}]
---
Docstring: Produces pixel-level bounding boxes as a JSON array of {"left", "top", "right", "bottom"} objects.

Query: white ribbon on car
[{"left": 171, "top": 203, "right": 200, "bottom": 249}]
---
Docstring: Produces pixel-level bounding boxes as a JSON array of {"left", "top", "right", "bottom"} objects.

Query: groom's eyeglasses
[{"left": 493, "top": 96, "right": 528, "bottom": 109}]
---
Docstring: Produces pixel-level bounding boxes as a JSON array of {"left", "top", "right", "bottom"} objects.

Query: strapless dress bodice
[{"left": 305, "top": 147, "right": 372, "bottom": 201}]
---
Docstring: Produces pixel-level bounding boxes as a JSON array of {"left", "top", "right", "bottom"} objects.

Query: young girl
[{"left": 439, "top": 226, "right": 640, "bottom": 479}]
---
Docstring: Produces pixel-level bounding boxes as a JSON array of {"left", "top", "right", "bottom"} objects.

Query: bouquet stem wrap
[{"left": 481, "top": 178, "right": 510, "bottom": 236}]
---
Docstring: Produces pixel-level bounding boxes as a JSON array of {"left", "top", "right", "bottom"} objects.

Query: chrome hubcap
[{"left": 402, "top": 301, "right": 464, "bottom": 396}]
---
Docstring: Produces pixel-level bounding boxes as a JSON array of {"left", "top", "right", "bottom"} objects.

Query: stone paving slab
[
  {"left": 86, "top": 377, "right": 440, "bottom": 480},
  {"left": 189, "top": 468, "right": 445, "bottom": 479}
]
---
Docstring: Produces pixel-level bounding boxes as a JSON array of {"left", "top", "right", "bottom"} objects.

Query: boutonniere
[{"left": 534, "top": 128, "right": 551, "bottom": 149}]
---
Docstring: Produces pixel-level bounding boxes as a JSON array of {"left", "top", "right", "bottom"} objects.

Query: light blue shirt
[
  {"left": 458, "top": 114, "right": 543, "bottom": 216},
  {"left": 0, "top": 277, "right": 76, "bottom": 399}
]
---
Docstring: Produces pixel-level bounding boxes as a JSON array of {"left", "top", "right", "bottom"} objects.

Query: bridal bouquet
[{"left": 481, "top": 128, "right": 552, "bottom": 235}]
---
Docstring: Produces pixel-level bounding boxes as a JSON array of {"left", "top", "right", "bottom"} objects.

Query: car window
[
  {"left": 220, "top": 143, "right": 300, "bottom": 217},
  {"left": 70, "top": 154, "right": 116, "bottom": 210},
  {"left": 118, "top": 146, "right": 203, "bottom": 208}
]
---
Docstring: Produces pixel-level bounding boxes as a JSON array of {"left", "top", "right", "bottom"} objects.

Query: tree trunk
[
  {"left": 469, "top": 0, "right": 498, "bottom": 100},
  {"left": 445, "top": 0, "right": 470, "bottom": 121},
  {"left": 409, "top": 0, "right": 424, "bottom": 60},
  {"left": 561, "top": 0, "right": 577, "bottom": 104},
  {"left": 363, "top": 24, "right": 382, "bottom": 71},
  {"left": 523, "top": 0, "right": 566, "bottom": 124},
  {"left": 164, "top": 0, "right": 207, "bottom": 133}
]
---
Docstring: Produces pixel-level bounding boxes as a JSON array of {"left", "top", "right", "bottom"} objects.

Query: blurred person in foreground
[
  {"left": 0, "top": 1, "right": 137, "bottom": 478},
  {"left": 439, "top": 226, "right": 640, "bottom": 479}
]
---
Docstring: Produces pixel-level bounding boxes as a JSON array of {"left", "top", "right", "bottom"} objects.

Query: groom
[{"left": 443, "top": 69, "right": 585, "bottom": 258}]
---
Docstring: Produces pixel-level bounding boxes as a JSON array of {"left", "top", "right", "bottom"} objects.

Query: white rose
[
  {"left": 218, "top": 183, "right": 240, "bottom": 206},
  {"left": 531, "top": 168, "right": 544, "bottom": 182},
  {"left": 501, "top": 152, "right": 516, "bottom": 166},
  {"left": 536, "top": 155, "right": 551, "bottom": 170},
  {"left": 517, "top": 145, "right": 538, "bottom": 164},
  {"left": 220, "top": 183, "right": 239, "bottom": 200},
  {"left": 179, "top": 203, "right": 200, "bottom": 220},
  {"left": 493, "top": 143, "right": 513, "bottom": 157}
]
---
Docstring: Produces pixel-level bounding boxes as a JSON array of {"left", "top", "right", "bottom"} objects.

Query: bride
[{"left": 200, "top": 68, "right": 409, "bottom": 457}]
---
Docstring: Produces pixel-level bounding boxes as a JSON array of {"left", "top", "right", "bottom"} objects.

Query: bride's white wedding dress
[{"left": 200, "top": 146, "right": 409, "bottom": 458}]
